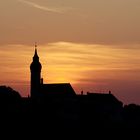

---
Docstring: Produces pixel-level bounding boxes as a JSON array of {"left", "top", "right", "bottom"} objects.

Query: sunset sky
[{"left": 0, "top": 0, "right": 140, "bottom": 104}]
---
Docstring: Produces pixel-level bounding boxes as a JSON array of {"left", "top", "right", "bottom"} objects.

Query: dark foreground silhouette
[{"left": 0, "top": 85, "right": 140, "bottom": 133}]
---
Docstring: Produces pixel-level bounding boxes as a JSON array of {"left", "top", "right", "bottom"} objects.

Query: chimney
[{"left": 40, "top": 78, "right": 43, "bottom": 85}]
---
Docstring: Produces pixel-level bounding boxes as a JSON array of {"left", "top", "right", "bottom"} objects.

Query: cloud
[{"left": 18, "top": 0, "right": 63, "bottom": 14}]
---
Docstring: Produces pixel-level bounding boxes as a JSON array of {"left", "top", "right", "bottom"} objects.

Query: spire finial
[
  {"left": 33, "top": 42, "right": 39, "bottom": 59},
  {"left": 35, "top": 42, "right": 37, "bottom": 49}
]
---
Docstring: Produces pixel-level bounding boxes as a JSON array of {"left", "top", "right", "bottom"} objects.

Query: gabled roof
[
  {"left": 40, "top": 83, "right": 76, "bottom": 96},
  {"left": 85, "top": 92, "right": 123, "bottom": 105},
  {"left": 77, "top": 92, "right": 123, "bottom": 106}
]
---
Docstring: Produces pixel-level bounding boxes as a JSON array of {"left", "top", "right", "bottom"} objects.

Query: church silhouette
[
  {"left": 28, "top": 45, "right": 123, "bottom": 126},
  {"left": 30, "top": 45, "right": 76, "bottom": 98}
]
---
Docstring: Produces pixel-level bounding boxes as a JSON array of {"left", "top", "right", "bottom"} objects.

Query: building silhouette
[
  {"left": 1, "top": 44, "right": 135, "bottom": 131},
  {"left": 30, "top": 45, "right": 76, "bottom": 98},
  {"left": 29, "top": 45, "right": 123, "bottom": 125},
  {"left": 30, "top": 45, "right": 42, "bottom": 98}
]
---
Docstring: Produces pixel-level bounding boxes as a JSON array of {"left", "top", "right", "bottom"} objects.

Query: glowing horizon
[
  {"left": 1, "top": 0, "right": 140, "bottom": 104},
  {"left": 0, "top": 42, "right": 140, "bottom": 104}
]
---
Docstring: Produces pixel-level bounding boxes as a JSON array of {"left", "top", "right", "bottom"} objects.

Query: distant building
[
  {"left": 30, "top": 45, "right": 76, "bottom": 98},
  {"left": 78, "top": 92, "right": 123, "bottom": 123}
]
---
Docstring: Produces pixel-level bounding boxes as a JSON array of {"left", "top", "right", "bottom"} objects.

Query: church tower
[{"left": 30, "top": 44, "right": 42, "bottom": 98}]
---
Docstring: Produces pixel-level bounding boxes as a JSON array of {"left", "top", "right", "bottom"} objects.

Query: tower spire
[
  {"left": 35, "top": 42, "right": 37, "bottom": 55},
  {"left": 30, "top": 43, "right": 42, "bottom": 98},
  {"left": 33, "top": 42, "right": 39, "bottom": 60}
]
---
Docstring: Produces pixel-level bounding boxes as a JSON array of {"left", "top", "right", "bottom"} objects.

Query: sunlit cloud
[{"left": 17, "top": 0, "right": 63, "bottom": 14}]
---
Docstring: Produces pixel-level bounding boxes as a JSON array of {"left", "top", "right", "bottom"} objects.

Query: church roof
[{"left": 40, "top": 83, "right": 76, "bottom": 96}]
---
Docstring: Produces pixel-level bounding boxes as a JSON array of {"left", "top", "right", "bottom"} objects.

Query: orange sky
[
  {"left": 0, "top": 0, "right": 140, "bottom": 104},
  {"left": 0, "top": 43, "right": 140, "bottom": 104}
]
